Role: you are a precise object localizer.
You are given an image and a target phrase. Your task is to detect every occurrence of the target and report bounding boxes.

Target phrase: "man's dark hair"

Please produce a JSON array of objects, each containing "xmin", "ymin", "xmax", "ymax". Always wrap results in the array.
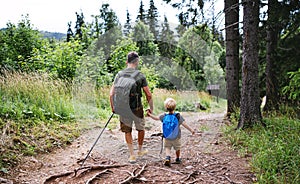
[{"xmin": 127, "ymin": 51, "xmax": 139, "ymax": 63}]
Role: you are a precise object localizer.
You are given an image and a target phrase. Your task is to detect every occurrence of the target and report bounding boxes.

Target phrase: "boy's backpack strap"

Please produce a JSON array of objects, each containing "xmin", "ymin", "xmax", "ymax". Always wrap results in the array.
[{"xmin": 175, "ymin": 112, "xmax": 180, "ymax": 121}]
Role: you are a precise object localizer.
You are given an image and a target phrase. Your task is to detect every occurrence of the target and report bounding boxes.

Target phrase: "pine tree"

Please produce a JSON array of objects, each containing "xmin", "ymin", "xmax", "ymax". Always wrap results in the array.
[
  {"xmin": 74, "ymin": 12, "xmax": 85, "ymax": 40},
  {"xmin": 66, "ymin": 22, "xmax": 73, "ymax": 42},
  {"xmin": 93, "ymin": 4, "xmax": 122, "ymax": 59},
  {"xmin": 131, "ymin": 21, "xmax": 156, "ymax": 56},
  {"xmin": 238, "ymin": 0, "xmax": 262, "ymax": 129},
  {"xmin": 99, "ymin": 3, "xmax": 119, "ymax": 32},
  {"xmin": 123, "ymin": 9, "xmax": 132, "ymax": 37},
  {"xmin": 163, "ymin": 0, "xmax": 204, "ymax": 28},
  {"xmin": 147, "ymin": 0, "xmax": 160, "ymax": 41},
  {"xmin": 136, "ymin": 0, "xmax": 147, "ymax": 23},
  {"xmin": 224, "ymin": 0, "xmax": 240, "ymax": 117},
  {"xmin": 264, "ymin": 0, "xmax": 279, "ymax": 111},
  {"xmin": 158, "ymin": 15, "xmax": 176, "ymax": 59}
]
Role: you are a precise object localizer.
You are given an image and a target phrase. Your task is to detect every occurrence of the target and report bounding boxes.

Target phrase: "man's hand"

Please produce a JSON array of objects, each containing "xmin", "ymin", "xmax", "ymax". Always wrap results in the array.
[{"xmin": 145, "ymin": 109, "xmax": 151, "ymax": 116}]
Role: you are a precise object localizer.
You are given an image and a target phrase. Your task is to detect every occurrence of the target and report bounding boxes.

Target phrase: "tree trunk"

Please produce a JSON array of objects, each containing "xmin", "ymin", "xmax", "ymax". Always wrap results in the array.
[
  {"xmin": 238, "ymin": 0, "xmax": 262, "ymax": 129},
  {"xmin": 264, "ymin": 0, "xmax": 279, "ymax": 112},
  {"xmin": 224, "ymin": 0, "xmax": 240, "ymax": 117}
]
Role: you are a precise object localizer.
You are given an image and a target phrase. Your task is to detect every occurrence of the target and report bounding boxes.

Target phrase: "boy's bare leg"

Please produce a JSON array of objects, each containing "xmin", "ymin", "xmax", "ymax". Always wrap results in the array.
[
  {"xmin": 176, "ymin": 150, "xmax": 180, "ymax": 158},
  {"xmin": 165, "ymin": 147, "xmax": 171, "ymax": 157}
]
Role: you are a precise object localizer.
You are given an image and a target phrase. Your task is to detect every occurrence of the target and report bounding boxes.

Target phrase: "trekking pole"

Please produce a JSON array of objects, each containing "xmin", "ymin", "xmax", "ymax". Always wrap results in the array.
[
  {"xmin": 80, "ymin": 113, "xmax": 114, "ymax": 167},
  {"xmin": 160, "ymin": 135, "xmax": 164, "ymax": 157}
]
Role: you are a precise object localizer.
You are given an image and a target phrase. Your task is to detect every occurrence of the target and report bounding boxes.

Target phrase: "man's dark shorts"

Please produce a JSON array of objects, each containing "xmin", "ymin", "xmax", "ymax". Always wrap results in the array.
[{"xmin": 120, "ymin": 107, "xmax": 145, "ymax": 133}]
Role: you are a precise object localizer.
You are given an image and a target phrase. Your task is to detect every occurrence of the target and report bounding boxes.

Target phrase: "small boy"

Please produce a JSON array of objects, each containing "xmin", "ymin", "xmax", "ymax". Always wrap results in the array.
[{"xmin": 147, "ymin": 98, "xmax": 195, "ymax": 166}]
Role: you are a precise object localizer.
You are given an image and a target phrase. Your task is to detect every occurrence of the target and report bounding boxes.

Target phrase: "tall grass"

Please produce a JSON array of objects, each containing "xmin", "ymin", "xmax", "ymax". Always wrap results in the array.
[
  {"xmin": 224, "ymin": 113, "xmax": 300, "ymax": 183},
  {"xmin": 0, "ymin": 72, "xmax": 74, "ymax": 121},
  {"xmin": 151, "ymin": 88, "xmax": 226, "ymax": 113},
  {"xmin": 0, "ymin": 72, "xmax": 80, "ymax": 169}
]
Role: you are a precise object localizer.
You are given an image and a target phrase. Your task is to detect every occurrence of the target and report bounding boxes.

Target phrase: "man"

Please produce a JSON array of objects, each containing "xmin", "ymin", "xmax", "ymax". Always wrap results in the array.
[{"xmin": 109, "ymin": 51, "xmax": 153, "ymax": 163}]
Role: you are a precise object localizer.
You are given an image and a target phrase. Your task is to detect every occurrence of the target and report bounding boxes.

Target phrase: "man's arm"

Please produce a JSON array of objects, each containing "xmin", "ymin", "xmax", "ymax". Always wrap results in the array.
[
  {"xmin": 143, "ymin": 86, "xmax": 153, "ymax": 113},
  {"xmin": 109, "ymin": 85, "xmax": 115, "ymax": 112}
]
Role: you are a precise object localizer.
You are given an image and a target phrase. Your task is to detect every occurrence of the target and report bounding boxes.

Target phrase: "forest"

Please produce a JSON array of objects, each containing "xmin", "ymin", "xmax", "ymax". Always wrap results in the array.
[{"xmin": 0, "ymin": 0, "xmax": 299, "ymax": 183}]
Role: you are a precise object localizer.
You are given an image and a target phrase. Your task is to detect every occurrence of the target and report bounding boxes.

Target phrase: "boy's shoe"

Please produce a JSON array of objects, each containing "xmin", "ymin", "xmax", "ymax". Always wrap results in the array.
[
  {"xmin": 137, "ymin": 149, "xmax": 148, "ymax": 157},
  {"xmin": 174, "ymin": 158, "xmax": 182, "ymax": 164},
  {"xmin": 164, "ymin": 156, "xmax": 171, "ymax": 166},
  {"xmin": 128, "ymin": 155, "xmax": 136, "ymax": 163}
]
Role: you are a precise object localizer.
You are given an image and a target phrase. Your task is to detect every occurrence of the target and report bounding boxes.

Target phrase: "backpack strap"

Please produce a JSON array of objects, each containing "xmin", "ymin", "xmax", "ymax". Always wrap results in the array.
[
  {"xmin": 117, "ymin": 70, "xmax": 140, "ymax": 83},
  {"xmin": 166, "ymin": 112, "xmax": 180, "ymax": 120},
  {"xmin": 174, "ymin": 112, "xmax": 180, "ymax": 121},
  {"xmin": 130, "ymin": 70, "xmax": 140, "ymax": 79}
]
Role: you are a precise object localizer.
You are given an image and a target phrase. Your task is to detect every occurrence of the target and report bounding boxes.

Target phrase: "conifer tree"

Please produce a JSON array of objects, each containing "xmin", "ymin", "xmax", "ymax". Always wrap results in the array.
[
  {"xmin": 99, "ymin": 3, "xmax": 119, "ymax": 32},
  {"xmin": 136, "ymin": 0, "xmax": 147, "ymax": 23},
  {"xmin": 158, "ymin": 15, "xmax": 176, "ymax": 59},
  {"xmin": 67, "ymin": 22, "xmax": 74, "ymax": 42},
  {"xmin": 93, "ymin": 4, "xmax": 122, "ymax": 61},
  {"xmin": 224, "ymin": 0, "xmax": 240, "ymax": 116},
  {"xmin": 123, "ymin": 9, "xmax": 132, "ymax": 37},
  {"xmin": 147, "ymin": 0, "xmax": 160, "ymax": 41},
  {"xmin": 131, "ymin": 21, "xmax": 157, "ymax": 57},
  {"xmin": 238, "ymin": 0, "xmax": 262, "ymax": 129},
  {"xmin": 74, "ymin": 12, "xmax": 85, "ymax": 40}
]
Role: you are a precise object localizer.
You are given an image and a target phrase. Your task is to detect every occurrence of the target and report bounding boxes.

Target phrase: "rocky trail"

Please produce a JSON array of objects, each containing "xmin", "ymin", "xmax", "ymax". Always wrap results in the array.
[{"xmin": 4, "ymin": 112, "xmax": 255, "ymax": 183}]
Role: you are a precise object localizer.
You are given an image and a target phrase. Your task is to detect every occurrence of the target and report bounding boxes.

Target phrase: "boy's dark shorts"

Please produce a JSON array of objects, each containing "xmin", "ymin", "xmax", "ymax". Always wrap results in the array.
[{"xmin": 120, "ymin": 107, "xmax": 145, "ymax": 133}]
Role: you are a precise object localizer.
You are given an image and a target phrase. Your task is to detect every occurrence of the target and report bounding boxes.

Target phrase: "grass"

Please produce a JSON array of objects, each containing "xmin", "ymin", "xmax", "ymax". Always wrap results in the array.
[
  {"xmin": 0, "ymin": 72, "xmax": 220, "ymax": 170},
  {"xmin": 0, "ymin": 72, "xmax": 74, "ymax": 121},
  {"xmin": 150, "ymin": 88, "xmax": 222, "ymax": 113},
  {"xmin": 0, "ymin": 72, "xmax": 81, "ymax": 169},
  {"xmin": 4, "ymin": 71, "xmax": 298, "ymax": 184},
  {"xmin": 224, "ymin": 111, "xmax": 300, "ymax": 184}
]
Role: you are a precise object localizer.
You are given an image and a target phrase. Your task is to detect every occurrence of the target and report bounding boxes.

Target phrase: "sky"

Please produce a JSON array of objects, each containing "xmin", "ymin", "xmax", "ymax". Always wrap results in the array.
[{"xmin": 0, "ymin": 0, "xmax": 224, "ymax": 33}]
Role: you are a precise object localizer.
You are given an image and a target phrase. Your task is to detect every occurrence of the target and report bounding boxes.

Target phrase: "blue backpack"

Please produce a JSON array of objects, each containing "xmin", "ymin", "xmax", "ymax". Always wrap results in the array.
[{"xmin": 162, "ymin": 113, "xmax": 180, "ymax": 140}]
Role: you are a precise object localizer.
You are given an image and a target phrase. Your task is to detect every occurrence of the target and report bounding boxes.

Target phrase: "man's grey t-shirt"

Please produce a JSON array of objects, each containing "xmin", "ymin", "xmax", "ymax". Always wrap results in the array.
[{"xmin": 113, "ymin": 68, "xmax": 148, "ymax": 109}]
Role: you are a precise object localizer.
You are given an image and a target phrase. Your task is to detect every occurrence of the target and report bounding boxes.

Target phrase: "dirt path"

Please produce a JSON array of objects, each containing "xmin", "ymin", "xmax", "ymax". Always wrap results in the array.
[{"xmin": 7, "ymin": 112, "xmax": 255, "ymax": 183}]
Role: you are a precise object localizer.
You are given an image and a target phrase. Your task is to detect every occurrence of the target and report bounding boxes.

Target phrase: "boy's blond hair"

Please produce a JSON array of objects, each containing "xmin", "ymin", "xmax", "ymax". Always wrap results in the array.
[{"xmin": 164, "ymin": 98, "xmax": 176, "ymax": 111}]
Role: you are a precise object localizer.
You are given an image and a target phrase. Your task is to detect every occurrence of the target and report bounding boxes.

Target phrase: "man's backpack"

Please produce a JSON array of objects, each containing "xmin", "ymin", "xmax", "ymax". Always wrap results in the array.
[
  {"xmin": 113, "ymin": 70, "xmax": 140, "ymax": 117},
  {"xmin": 162, "ymin": 113, "xmax": 180, "ymax": 140}
]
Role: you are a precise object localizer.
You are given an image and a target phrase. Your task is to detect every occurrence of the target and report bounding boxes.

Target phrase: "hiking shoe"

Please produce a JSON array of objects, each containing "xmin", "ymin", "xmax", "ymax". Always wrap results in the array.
[
  {"xmin": 174, "ymin": 158, "xmax": 182, "ymax": 164},
  {"xmin": 164, "ymin": 156, "xmax": 171, "ymax": 166},
  {"xmin": 128, "ymin": 155, "xmax": 136, "ymax": 163},
  {"xmin": 137, "ymin": 149, "xmax": 148, "ymax": 157}
]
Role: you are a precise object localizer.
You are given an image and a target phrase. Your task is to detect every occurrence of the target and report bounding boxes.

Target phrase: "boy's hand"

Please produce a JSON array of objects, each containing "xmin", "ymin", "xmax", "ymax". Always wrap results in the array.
[{"xmin": 145, "ymin": 109, "xmax": 151, "ymax": 116}]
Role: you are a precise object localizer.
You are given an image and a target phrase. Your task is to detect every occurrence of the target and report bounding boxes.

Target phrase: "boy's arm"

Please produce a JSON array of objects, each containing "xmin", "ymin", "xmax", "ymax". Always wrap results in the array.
[
  {"xmin": 146, "ymin": 110, "xmax": 160, "ymax": 121},
  {"xmin": 149, "ymin": 114, "xmax": 160, "ymax": 121},
  {"xmin": 182, "ymin": 121, "xmax": 195, "ymax": 135}
]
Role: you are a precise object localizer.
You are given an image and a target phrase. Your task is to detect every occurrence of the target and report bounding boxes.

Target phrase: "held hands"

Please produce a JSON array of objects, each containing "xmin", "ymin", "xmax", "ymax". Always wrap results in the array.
[{"xmin": 145, "ymin": 109, "xmax": 152, "ymax": 117}]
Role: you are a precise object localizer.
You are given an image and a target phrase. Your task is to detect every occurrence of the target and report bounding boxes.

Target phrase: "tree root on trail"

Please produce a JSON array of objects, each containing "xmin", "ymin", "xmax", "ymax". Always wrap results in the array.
[
  {"xmin": 119, "ymin": 163, "xmax": 147, "ymax": 184},
  {"xmin": 150, "ymin": 166, "xmax": 185, "ymax": 175},
  {"xmin": 74, "ymin": 164, "xmax": 127, "ymax": 177},
  {"xmin": 43, "ymin": 164, "xmax": 127, "ymax": 183},
  {"xmin": 85, "ymin": 169, "xmax": 112, "ymax": 184},
  {"xmin": 180, "ymin": 170, "xmax": 199, "ymax": 182},
  {"xmin": 43, "ymin": 171, "xmax": 74, "ymax": 183},
  {"xmin": 0, "ymin": 177, "xmax": 13, "ymax": 184}
]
